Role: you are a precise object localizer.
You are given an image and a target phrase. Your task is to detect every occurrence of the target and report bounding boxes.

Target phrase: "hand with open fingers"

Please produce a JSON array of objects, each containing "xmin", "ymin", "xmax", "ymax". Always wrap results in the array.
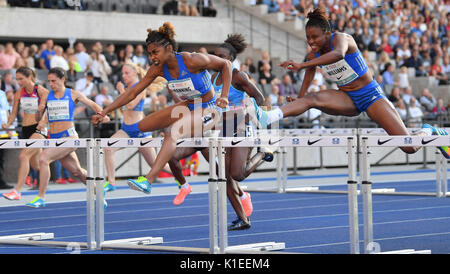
[{"xmin": 279, "ymin": 60, "xmax": 302, "ymax": 72}]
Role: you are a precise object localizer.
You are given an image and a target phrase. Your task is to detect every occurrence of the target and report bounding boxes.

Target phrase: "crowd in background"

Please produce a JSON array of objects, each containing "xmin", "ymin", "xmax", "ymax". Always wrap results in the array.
[{"xmin": 4, "ymin": 0, "xmax": 218, "ymax": 17}]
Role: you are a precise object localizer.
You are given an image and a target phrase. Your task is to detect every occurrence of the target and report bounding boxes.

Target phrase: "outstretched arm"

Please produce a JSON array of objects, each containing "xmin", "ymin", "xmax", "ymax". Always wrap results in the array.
[
  {"xmin": 280, "ymin": 32, "xmax": 348, "ymax": 72},
  {"xmin": 73, "ymin": 89, "xmax": 110, "ymax": 123},
  {"xmin": 92, "ymin": 66, "xmax": 162, "ymax": 124}
]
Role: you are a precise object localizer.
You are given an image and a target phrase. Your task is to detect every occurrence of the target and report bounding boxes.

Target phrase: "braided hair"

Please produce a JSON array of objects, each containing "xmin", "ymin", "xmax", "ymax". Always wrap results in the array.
[
  {"xmin": 219, "ymin": 34, "xmax": 247, "ymax": 61},
  {"xmin": 305, "ymin": 7, "xmax": 331, "ymax": 33},
  {"xmin": 146, "ymin": 22, "xmax": 178, "ymax": 51}
]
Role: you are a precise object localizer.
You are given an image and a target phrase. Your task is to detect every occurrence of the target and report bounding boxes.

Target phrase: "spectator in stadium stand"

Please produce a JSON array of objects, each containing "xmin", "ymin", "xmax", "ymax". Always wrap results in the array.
[
  {"xmin": 0, "ymin": 42, "xmax": 20, "ymax": 70},
  {"xmin": 0, "ymin": 71, "xmax": 17, "ymax": 94},
  {"xmin": 103, "ymin": 43, "xmax": 120, "ymax": 84},
  {"xmin": 178, "ymin": 0, "xmax": 199, "ymax": 16},
  {"xmin": 278, "ymin": 73, "xmax": 296, "ymax": 97},
  {"xmin": 162, "ymin": 0, "xmax": 179, "ymax": 15},
  {"xmin": 433, "ymin": 98, "xmax": 448, "ymax": 116},
  {"xmin": 257, "ymin": 50, "xmax": 272, "ymax": 75},
  {"xmin": 74, "ymin": 41, "xmax": 91, "ymax": 73},
  {"xmin": 387, "ymin": 86, "xmax": 402, "ymax": 106},
  {"xmin": 258, "ymin": 62, "xmax": 276, "ymax": 85},
  {"xmin": 39, "ymin": 39, "xmax": 55, "ymax": 70},
  {"xmin": 50, "ymin": 45, "xmax": 69, "ymax": 71},
  {"xmin": 75, "ymin": 71, "xmax": 96, "ymax": 99},
  {"xmin": 263, "ymin": 0, "xmax": 279, "ymax": 13},
  {"xmin": 131, "ymin": 44, "xmax": 149, "ymax": 69},
  {"xmin": 430, "ymin": 57, "xmax": 449, "ymax": 85},
  {"xmin": 88, "ymin": 44, "xmax": 112, "ymax": 89},
  {"xmin": 404, "ymin": 49, "xmax": 426, "ymax": 77},
  {"xmin": 196, "ymin": 0, "xmax": 216, "ymax": 17},
  {"xmin": 95, "ymin": 84, "xmax": 113, "ymax": 109},
  {"xmin": 419, "ymin": 88, "xmax": 437, "ymax": 114}
]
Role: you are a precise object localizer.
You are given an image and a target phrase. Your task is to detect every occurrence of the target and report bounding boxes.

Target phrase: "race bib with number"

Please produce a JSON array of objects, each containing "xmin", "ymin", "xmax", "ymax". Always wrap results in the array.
[
  {"xmin": 167, "ymin": 78, "xmax": 202, "ymax": 100},
  {"xmin": 20, "ymin": 97, "xmax": 39, "ymax": 114},
  {"xmin": 322, "ymin": 59, "xmax": 358, "ymax": 86},
  {"xmin": 47, "ymin": 100, "xmax": 70, "ymax": 121}
]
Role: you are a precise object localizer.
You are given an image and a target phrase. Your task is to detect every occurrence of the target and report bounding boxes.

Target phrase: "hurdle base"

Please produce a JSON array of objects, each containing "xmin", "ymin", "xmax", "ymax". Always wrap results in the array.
[
  {"xmin": 374, "ymin": 249, "xmax": 431, "ymax": 254},
  {"xmin": 102, "ymin": 236, "xmax": 163, "ymax": 246},
  {"xmin": 285, "ymin": 187, "xmax": 444, "ymax": 197},
  {"xmin": 225, "ymin": 242, "xmax": 286, "ymax": 253},
  {"xmin": 0, "ymin": 232, "xmax": 54, "ymax": 241}
]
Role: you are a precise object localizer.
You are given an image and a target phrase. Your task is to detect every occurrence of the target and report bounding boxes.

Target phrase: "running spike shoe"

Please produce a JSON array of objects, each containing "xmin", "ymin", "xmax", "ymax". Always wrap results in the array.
[{"xmin": 127, "ymin": 176, "xmax": 152, "ymax": 194}]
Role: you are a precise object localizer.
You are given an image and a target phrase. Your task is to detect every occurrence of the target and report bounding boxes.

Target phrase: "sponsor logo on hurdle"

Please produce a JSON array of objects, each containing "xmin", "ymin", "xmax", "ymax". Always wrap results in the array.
[
  {"xmin": 56, "ymin": 141, "xmax": 67, "ymax": 147},
  {"xmin": 377, "ymin": 138, "xmax": 392, "ymax": 145},
  {"xmin": 140, "ymin": 139, "xmax": 152, "ymax": 146},
  {"xmin": 107, "ymin": 140, "xmax": 120, "ymax": 146},
  {"xmin": 307, "ymin": 138, "xmax": 322, "ymax": 145},
  {"xmin": 177, "ymin": 140, "xmax": 185, "ymax": 145},
  {"xmin": 421, "ymin": 137, "xmax": 438, "ymax": 145},
  {"xmin": 231, "ymin": 139, "xmax": 244, "ymax": 146},
  {"xmin": 26, "ymin": 141, "xmax": 36, "ymax": 147},
  {"xmin": 268, "ymin": 138, "xmax": 282, "ymax": 145}
]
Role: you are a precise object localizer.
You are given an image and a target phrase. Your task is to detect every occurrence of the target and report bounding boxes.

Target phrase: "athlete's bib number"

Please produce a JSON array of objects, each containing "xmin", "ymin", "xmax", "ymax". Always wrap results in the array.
[
  {"xmin": 47, "ymin": 100, "xmax": 70, "ymax": 120},
  {"xmin": 21, "ymin": 97, "xmax": 39, "ymax": 114},
  {"xmin": 322, "ymin": 59, "xmax": 358, "ymax": 86},
  {"xmin": 167, "ymin": 78, "xmax": 202, "ymax": 100}
]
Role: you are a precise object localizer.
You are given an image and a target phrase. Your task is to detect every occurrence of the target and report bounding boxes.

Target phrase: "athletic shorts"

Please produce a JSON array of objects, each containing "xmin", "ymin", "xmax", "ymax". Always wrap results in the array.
[
  {"xmin": 345, "ymin": 80, "xmax": 386, "ymax": 112},
  {"xmin": 121, "ymin": 121, "xmax": 151, "ymax": 138},
  {"xmin": 22, "ymin": 124, "xmax": 48, "ymax": 139},
  {"xmin": 49, "ymin": 126, "xmax": 77, "ymax": 139},
  {"xmin": 187, "ymin": 95, "xmax": 220, "ymax": 112},
  {"xmin": 187, "ymin": 96, "xmax": 222, "ymax": 128}
]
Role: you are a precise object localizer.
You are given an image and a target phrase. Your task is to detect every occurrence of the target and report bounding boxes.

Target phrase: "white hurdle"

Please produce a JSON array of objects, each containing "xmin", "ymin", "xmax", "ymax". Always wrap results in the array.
[
  {"xmin": 215, "ymin": 135, "xmax": 359, "ymax": 254},
  {"xmin": 247, "ymin": 128, "xmax": 357, "ymax": 194},
  {"xmin": 0, "ymin": 138, "xmax": 89, "ymax": 249},
  {"xmin": 359, "ymin": 128, "xmax": 450, "ymax": 197},
  {"xmin": 92, "ymin": 135, "xmax": 358, "ymax": 254},
  {"xmin": 359, "ymin": 135, "xmax": 449, "ymax": 254}
]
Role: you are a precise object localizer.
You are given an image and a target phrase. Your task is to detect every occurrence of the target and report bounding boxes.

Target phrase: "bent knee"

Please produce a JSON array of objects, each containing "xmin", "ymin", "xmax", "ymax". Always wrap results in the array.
[{"xmin": 231, "ymin": 169, "xmax": 246, "ymax": 182}]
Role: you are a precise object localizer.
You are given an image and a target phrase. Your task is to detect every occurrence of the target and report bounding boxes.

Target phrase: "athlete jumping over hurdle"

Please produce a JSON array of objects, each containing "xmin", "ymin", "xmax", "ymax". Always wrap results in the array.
[
  {"xmin": 247, "ymin": 7, "xmax": 449, "ymax": 159},
  {"xmin": 92, "ymin": 22, "xmax": 232, "ymax": 194},
  {"xmin": 167, "ymin": 34, "xmax": 271, "ymax": 230}
]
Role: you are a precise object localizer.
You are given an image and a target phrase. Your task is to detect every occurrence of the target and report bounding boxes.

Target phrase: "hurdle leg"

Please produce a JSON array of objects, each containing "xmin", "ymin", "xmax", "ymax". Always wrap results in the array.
[
  {"xmin": 217, "ymin": 138, "xmax": 228, "ymax": 254},
  {"xmin": 95, "ymin": 139, "xmax": 105, "ymax": 249},
  {"xmin": 276, "ymin": 148, "xmax": 282, "ymax": 193},
  {"xmin": 347, "ymin": 137, "xmax": 360, "ymax": 254},
  {"xmin": 208, "ymin": 138, "xmax": 219, "ymax": 254},
  {"xmin": 86, "ymin": 139, "xmax": 96, "ymax": 250},
  {"xmin": 282, "ymin": 146, "xmax": 288, "ymax": 193},
  {"xmin": 436, "ymin": 150, "xmax": 442, "ymax": 197},
  {"xmin": 443, "ymin": 155, "xmax": 448, "ymax": 196},
  {"xmin": 360, "ymin": 137, "xmax": 373, "ymax": 254}
]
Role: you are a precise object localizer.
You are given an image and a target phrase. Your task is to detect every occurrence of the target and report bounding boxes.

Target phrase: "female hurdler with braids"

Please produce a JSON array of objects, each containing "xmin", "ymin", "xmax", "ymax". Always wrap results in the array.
[
  {"xmin": 92, "ymin": 22, "xmax": 232, "ymax": 193},
  {"xmin": 249, "ymin": 7, "xmax": 449, "ymax": 158},
  {"xmin": 168, "ymin": 34, "xmax": 267, "ymax": 230}
]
